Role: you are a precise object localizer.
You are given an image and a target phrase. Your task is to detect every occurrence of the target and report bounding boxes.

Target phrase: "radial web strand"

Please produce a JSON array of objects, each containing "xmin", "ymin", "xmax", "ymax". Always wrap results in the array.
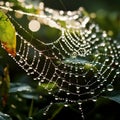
[{"xmin": 0, "ymin": 5, "xmax": 120, "ymax": 120}]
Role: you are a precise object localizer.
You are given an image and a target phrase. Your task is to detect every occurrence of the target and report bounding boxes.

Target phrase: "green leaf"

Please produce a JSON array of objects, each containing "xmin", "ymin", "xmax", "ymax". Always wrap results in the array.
[
  {"xmin": 88, "ymin": 97, "xmax": 120, "ymax": 120},
  {"xmin": 106, "ymin": 95, "xmax": 120, "ymax": 104},
  {"xmin": 9, "ymin": 83, "xmax": 33, "ymax": 93},
  {"xmin": 103, "ymin": 91, "xmax": 120, "ymax": 104},
  {"xmin": 48, "ymin": 103, "xmax": 64, "ymax": 120},
  {"xmin": 0, "ymin": 66, "xmax": 10, "ymax": 106},
  {"xmin": 28, "ymin": 99, "xmax": 34, "ymax": 118},
  {"xmin": 0, "ymin": 112, "xmax": 12, "ymax": 120},
  {"xmin": 84, "ymin": 63, "xmax": 97, "ymax": 72},
  {"xmin": 0, "ymin": 10, "xmax": 16, "ymax": 57},
  {"xmin": 41, "ymin": 82, "xmax": 57, "ymax": 90}
]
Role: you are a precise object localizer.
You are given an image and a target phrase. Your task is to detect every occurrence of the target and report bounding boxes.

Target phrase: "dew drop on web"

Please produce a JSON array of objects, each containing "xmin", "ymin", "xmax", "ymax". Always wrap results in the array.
[{"xmin": 107, "ymin": 84, "xmax": 114, "ymax": 91}]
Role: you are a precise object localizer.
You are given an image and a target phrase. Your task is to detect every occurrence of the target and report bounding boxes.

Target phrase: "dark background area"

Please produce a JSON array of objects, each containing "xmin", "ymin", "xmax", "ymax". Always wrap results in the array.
[{"xmin": 43, "ymin": 0, "xmax": 120, "ymax": 11}]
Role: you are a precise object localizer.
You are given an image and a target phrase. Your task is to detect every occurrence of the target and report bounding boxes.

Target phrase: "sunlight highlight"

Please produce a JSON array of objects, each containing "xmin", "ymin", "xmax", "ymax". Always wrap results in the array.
[{"xmin": 28, "ymin": 20, "xmax": 40, "ymax": 32}]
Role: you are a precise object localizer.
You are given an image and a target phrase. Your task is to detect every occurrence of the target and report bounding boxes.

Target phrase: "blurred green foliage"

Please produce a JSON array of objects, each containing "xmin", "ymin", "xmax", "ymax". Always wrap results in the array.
[{"xmin": 0, "ymin": 0, "xmax": 120, "ymax": 120}]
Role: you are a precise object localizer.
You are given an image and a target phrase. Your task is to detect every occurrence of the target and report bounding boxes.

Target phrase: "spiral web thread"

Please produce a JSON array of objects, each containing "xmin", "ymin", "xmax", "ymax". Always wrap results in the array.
[{"xmin": 0, "ymin": 5, "xmax": 120, "ymax": 119}]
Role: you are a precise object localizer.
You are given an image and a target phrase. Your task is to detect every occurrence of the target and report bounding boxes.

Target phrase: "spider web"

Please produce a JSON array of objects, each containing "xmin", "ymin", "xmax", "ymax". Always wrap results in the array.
[{"xmin": 0, "ymin": 4, "xmax": 120, "ymax": 119}]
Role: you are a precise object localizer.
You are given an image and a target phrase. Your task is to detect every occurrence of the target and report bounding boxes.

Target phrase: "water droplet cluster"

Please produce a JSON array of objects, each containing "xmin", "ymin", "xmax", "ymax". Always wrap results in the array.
[{"xmin": 0, "ymin": 4, "xmax": 119, "ymax": 120}]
